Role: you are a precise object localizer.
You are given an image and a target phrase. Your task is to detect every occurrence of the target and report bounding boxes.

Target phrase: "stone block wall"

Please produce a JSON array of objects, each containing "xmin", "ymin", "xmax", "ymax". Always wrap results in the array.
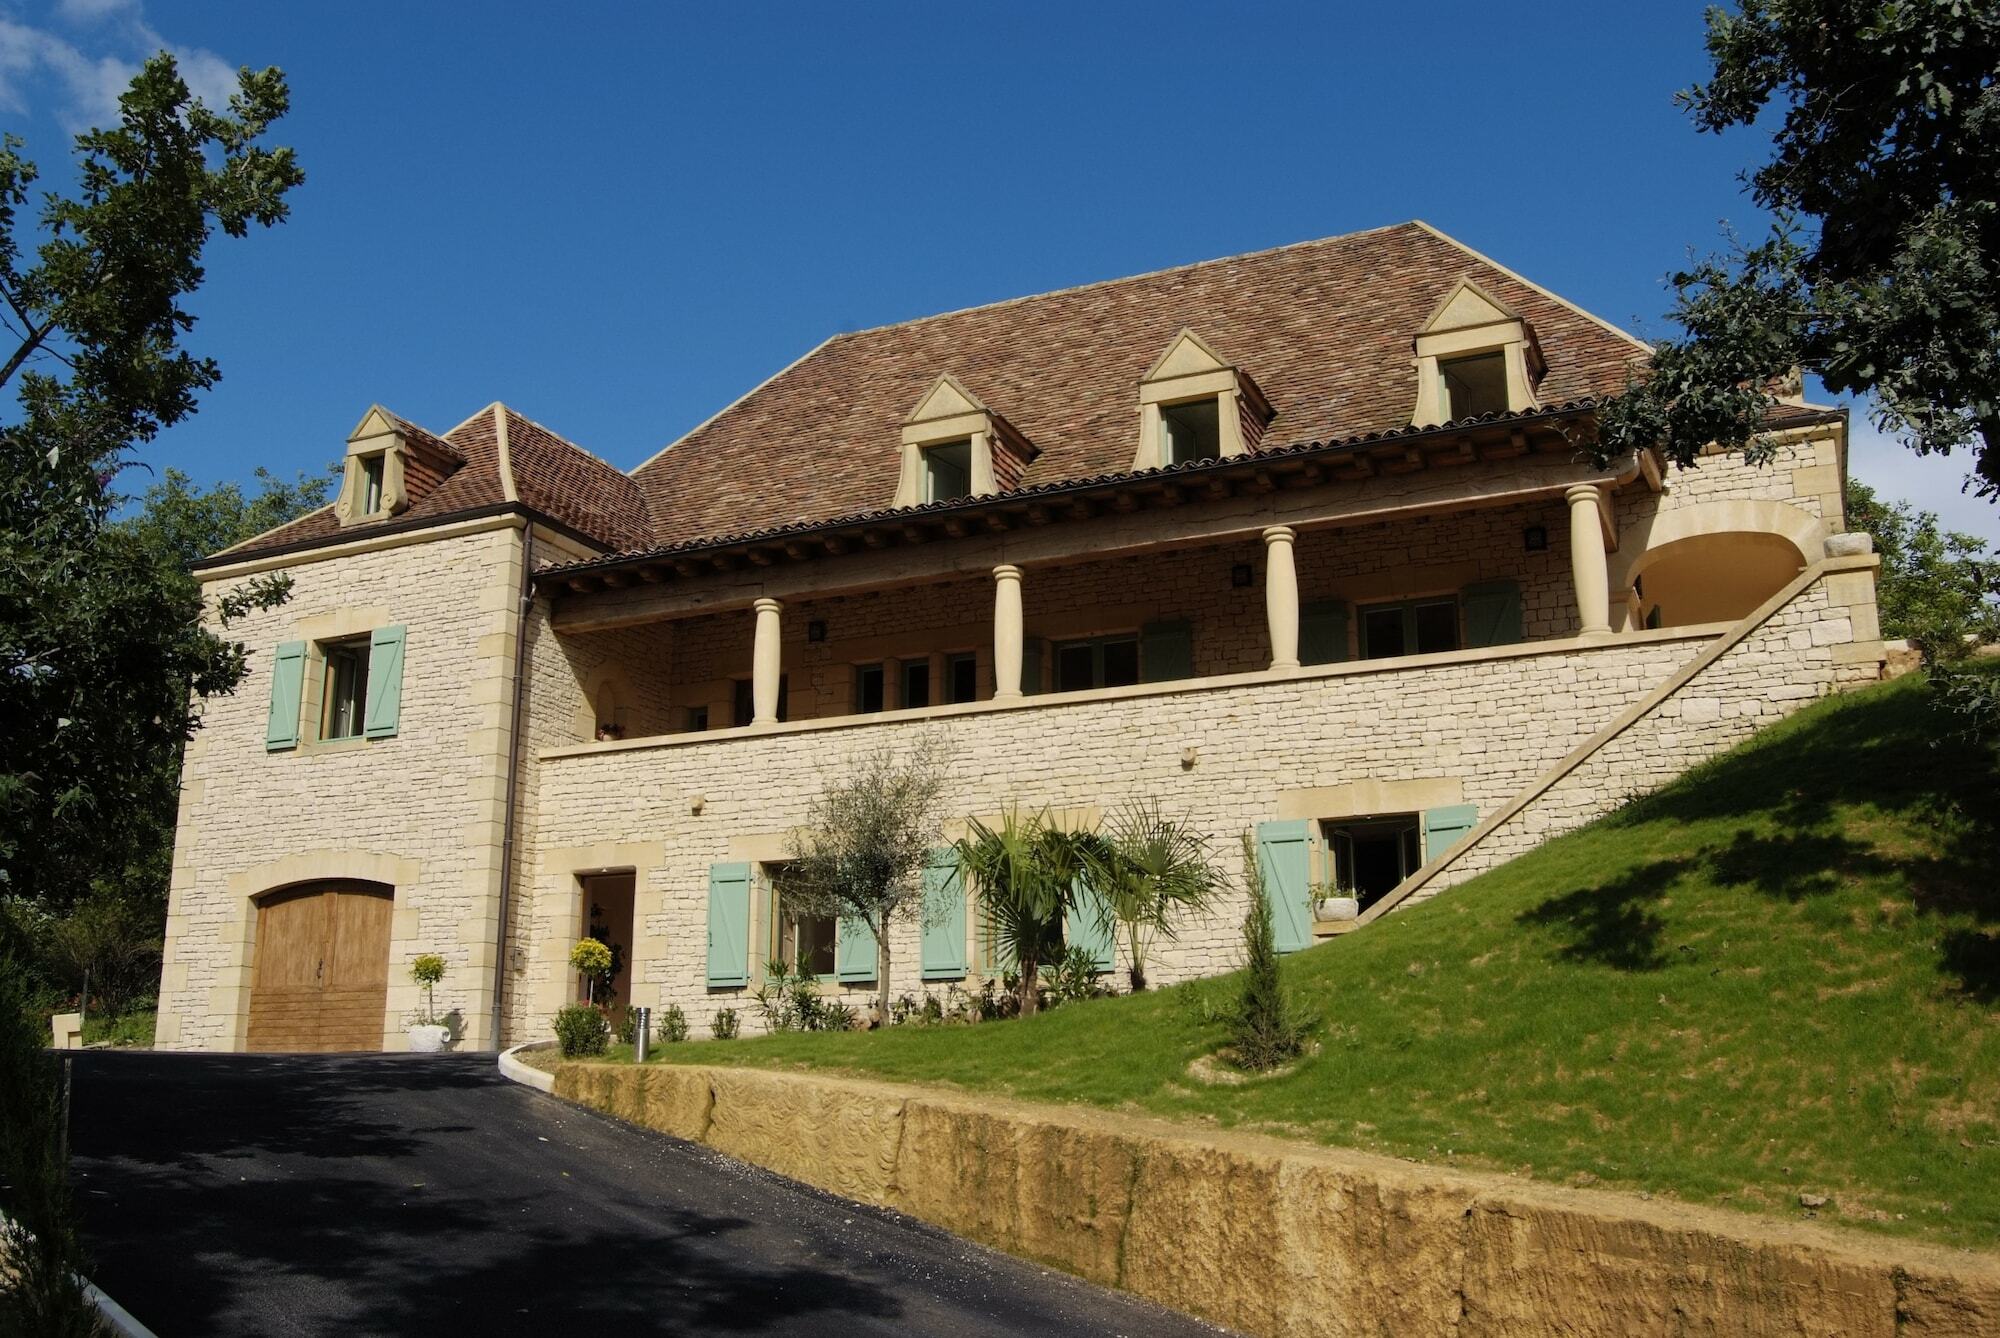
[{"xmin": 156, "ymin": 522, "xmax": 526, "ymax": 1051}]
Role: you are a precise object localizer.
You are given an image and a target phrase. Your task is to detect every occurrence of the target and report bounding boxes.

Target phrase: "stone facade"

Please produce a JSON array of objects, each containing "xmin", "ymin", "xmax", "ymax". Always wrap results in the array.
[{"xmin": 160, "ymin": 417, "xmax": 1884, "ymax": 1052}]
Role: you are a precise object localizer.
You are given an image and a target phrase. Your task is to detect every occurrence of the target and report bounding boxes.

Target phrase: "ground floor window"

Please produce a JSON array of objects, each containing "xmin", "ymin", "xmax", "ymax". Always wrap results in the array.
[
  {"xmin": 1053, "ymin": 634, "xmax": 1139, "ymax": 692},
  {"xmin": 1320, "ymin": 815, "xmax": 1422, "ymax": 912},
  {"xmin": 1358, "ymin": 597, "xmax": 1459, "ymax": 659},
  {"xmin": 769, "ymin": 866, "xmax": 836, "ymax": 979}
]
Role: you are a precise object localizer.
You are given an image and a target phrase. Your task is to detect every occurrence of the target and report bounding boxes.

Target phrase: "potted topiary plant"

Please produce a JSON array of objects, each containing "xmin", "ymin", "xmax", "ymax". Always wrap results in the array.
[{"xmin": 407, "ymin": 953, "xmax": 450, "ymax": 1052}]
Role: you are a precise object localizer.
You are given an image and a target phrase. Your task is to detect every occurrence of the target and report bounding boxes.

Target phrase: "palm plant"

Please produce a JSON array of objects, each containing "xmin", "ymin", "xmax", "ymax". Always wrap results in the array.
[
  {"xmin": 955, "ymin": 809, "xmax": 1089, "ymax": 1017},
  {"xmin": 1084, "ymin": 801, "xmax": 1218, "ymax": 992}
]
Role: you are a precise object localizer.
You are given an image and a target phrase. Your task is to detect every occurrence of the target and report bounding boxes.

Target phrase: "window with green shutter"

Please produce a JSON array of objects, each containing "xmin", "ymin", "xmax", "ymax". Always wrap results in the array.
[
  {"xmin": 835, "ymin": 915, "xmax": 877, "ymax": 983},
  {"xmin": 363, "ymin": 624, "xmax": 406, "ymax": 738},
  {"xmin": 1065, "ymin": 879, "xmax": 1115, "ymax": 973},
  {"xmin": 920, "ymin": 848, "xmax": 967, "ymax": 980},
  {"xmin": 1139, "ymin": 618, "xmax": 1194, "ymax": 682},
  {"xmin": 1255, "ymin": 820, "xmax": 1313, "ymax": 953},
  {"xmin": 706, "ymin": 862, "xmax": 751, "ymax": 987},
  {"xmin": 1422, "ymin": 805, "xmax": 1479, "ymax": 863},
  {"xmin": 265, "ymin": 641, "xmax": 306, "ymax": 751},
  {"xmin": 1299, "ymin": 600, "xmax": 1349, "ymax": 665},
  {"xmin": 1461, "ymin": 580, "xmax": 1523, "ymax": 648}
]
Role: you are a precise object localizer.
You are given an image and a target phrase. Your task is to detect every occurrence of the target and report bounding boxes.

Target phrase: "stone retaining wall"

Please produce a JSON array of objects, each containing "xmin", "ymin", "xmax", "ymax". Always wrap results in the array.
[{"xmin": 552, "ymin": 1062, "xmax": 2000, "ymax": 1338}]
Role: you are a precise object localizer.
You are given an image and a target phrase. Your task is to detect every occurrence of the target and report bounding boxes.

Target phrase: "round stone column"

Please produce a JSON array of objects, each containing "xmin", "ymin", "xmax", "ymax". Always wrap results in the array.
[
  {"xmin": 992, "ymin": 565, "xmax": 1024, "ymax": 700},
  {"xmin": 1566, "ymin": 485, "xmax": 1613, "ymax": 639},
  {"xmin": 1262, "ymin": 526, "xmax": 1300, "ymax": 670},
  {"xmin": 751, "ymin": 597, "xmax": 783, "ymax": 724}
]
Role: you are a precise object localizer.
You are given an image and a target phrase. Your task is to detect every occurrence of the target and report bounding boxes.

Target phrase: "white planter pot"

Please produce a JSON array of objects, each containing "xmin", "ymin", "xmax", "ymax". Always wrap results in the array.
[
  {"xmin": 1314, "ymin": 897, "xmax": 1359, "ymax": 923},
  {"xmin": 407, "ymin": 1023, "xmax": 451, "ymax": 1053}
]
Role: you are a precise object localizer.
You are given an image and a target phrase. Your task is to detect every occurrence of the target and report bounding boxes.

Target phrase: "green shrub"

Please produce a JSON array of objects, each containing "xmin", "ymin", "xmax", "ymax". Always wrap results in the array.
[
  {"xmin": 1045, "ymin": 945, "xmax": 1112, "ymax": 1005},
  {"xmin": 710, "ymin": 1007, "xmax": 740, "ymax": 1040},
  {"xmin": 1230, "ymin": 834, "xmax": 1307, "ymax": 1071},
  {"xmin": 551, "ymin": 1003, "xmax": 609, "ymax": 1058},
  {"xmin": 657, "ymin": 1004, "xmax": 689, "ymax": 1044},
  {"xmin": 409, "ymin": 953, "xmax": 445, "ymax": 1026}
]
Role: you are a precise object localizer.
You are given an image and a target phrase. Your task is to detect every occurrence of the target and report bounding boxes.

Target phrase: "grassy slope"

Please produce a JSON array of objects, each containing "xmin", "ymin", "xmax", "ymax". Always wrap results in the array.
[{"xmin": 658, "ymin": 674, "xmax": 2000, "ymax": 1248}]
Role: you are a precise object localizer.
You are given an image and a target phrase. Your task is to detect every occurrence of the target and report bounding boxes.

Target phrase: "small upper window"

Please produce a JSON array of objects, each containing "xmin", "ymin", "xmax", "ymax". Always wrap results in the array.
[
  {"xmin": 854, "ymin": 663, "xmax": 886, "ymax": 714},
  {"xmin": 1160, "ymin": 398, "xmax": 1222, "ymax": 465},
  {"xmin": 900, "ymin": 660, "xmax": 930, "ymax": 709},
  {"xmin": 1359, "ymin": 598, "xmax": 1459, "ymax": 659},
  {"xmin": 944, "ymin": 652, "xmax": 978, "ymax": 704},
  {"xmin": 1438, "ymin": 353, "xmax": 1509, "ymax": 421},
  {"xmin": 321, "ymin": 638, "xmax": 371, "ymax": 740},
  {"xmin": 360, "ymin": 453, "xmax": 386, "ymax": 515},
  {"xmin": 1053, "ymin": 635, "xmax": 1140, "ymax": 692},
  {"xmin": 923, "ymin": 439, "xmax": 973, "ymax": 503}
]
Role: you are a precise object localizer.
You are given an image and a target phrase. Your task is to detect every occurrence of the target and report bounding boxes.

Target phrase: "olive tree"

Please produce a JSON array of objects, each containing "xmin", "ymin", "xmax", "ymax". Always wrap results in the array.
[{"xmin": 784, "ymin": 735, "xmax": 948, "ymax": 1023}]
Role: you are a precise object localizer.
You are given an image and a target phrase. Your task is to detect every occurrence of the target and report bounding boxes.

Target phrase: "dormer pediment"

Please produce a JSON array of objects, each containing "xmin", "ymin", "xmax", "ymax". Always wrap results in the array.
[
  {"xmin": 904, "ymin": 372, "xmax": 986, "ymax": 427},
  {"xmin": 346, "ymin": 404, "xmax": 405, "ymax": 447},
  {"xmin": 1420, "ymin": 278, "xmax": 1522, "ymax": 335},
  {"xmin": 1145, "ymin": 328, "xmax": 1233, "ymax": 382}
]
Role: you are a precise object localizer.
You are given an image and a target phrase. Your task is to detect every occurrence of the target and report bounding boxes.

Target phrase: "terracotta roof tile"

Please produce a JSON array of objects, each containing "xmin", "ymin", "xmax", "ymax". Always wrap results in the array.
[{"xmin": 630, "ymin": 221, "xmax": 1649, "ymax": 547}]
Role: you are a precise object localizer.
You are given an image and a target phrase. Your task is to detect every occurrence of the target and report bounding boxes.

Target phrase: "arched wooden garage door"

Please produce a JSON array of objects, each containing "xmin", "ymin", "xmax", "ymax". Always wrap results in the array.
[{"xmin": 246, "ymin": 882, "xmax": 393, "ymax": 1052}]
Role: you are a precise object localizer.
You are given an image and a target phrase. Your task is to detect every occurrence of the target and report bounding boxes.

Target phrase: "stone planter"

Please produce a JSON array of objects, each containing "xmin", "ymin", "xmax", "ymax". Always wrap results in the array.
[
  {"xmin": 407, "ymin": 1023, "xmax": 451, "ymax": 1053},
  {"xmin": 1314, "ymin": 896, "xmax": 1359, "ymax": 923}
]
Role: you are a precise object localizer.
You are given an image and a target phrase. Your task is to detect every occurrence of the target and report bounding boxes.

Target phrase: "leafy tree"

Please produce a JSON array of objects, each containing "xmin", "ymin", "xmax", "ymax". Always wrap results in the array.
[
  {"xmin": 1083, "ymin": 800, "xmax": 1218, "ymax": 993},
  {"xmin": 0, "ymin": 55, "xmax": 304, "ymax": 915},
  {"xmin": 953, "ymin": 809, "xmax": 1092, "ymax": 1018},
  {"xmin": 1599, "ymin": 2, "xmax": 2000, "ymax": 501},
  {"xmin": 785, "ymin": 738, "xmax": 948, "ymax": 1023},
  {"xmin": 1230, "ymin": 835, "xmax": 1306, "ymax": 1072},
  {"xmin": 1845, "ymin": 479, "xmax": 1999, "ymax": 647},
  {"xmin": 0, "ymin": 959, "xmax": 102, "ymax": 1336}
]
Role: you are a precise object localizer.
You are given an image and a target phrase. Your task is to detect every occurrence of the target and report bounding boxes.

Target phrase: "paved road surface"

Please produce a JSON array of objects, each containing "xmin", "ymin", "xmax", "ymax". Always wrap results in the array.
[{"xmin": 67, "ymin": 1052, "xmax": 1226, "ymax": 1337}]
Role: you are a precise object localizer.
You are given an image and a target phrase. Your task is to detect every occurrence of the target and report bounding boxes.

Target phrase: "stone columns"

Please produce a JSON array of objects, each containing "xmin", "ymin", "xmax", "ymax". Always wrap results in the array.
[
  {"xmin": 1262, "ymin": 526, "xmax": 1300, "ymax": 670},
  {"xmin": 992, "ymin": 564, "xmax": 1024, "ymax": 700},
  {"xmin": 1566, "ymin": 485, "xmax": 1612, "ymax": 639},
  {"xmin": 751, "ymin": 597, "xmax": 783, "ymax": 724}
]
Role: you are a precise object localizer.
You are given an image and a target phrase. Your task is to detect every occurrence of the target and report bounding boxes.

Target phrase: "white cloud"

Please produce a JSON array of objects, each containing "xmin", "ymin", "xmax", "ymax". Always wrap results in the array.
[
  {"xmin": 0, "ymin": 3, "xmax": 237, "ymax": 129},
  {"xmin": 1844, "ymin": 413, "xmax": 2000, "ymax": 548}
]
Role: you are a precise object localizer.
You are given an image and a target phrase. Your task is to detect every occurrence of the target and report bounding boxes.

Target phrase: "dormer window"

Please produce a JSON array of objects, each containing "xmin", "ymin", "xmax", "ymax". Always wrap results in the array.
[
  {"xmin": 1438, "ymin": 351, "xmax": 1509, "ymax": 420},
  {"xmin": 1160, "ymin": 397, "xmax": 1221, "ymax": 465},
  {"xmin": 359, "ymin": 453, "xmax": 387, "ymax": 515},
  {"xmin": 923, "ymin": 438, "xmax": 974, "ymax": 502},
  {"xmin": 1412, "ymin": 279, "xmax": 1544, "ymax": 426},
  {"xmin": 1133, "ymin": 329, "xmax": 1272, "ymax": 472},
  {"xmin": 894, "ymin": 374, "xmax": 1036, "ymax": 508}
]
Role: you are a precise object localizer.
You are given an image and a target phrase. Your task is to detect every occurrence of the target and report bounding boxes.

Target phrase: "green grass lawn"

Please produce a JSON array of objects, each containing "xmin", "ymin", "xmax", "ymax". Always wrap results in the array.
[
  {"xmin": 80, "ymin": 1008, "xmax": 155, "ymax": 1047},
  {"xmin": 647, "ymin": 674, "xmax": 2000, "ymax": 1248}
]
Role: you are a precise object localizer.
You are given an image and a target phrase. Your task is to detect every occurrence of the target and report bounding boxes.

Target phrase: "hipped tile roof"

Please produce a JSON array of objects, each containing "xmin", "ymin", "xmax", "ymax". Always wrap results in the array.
[{"xmin": 204, "ymin": 221, "xmax": 1676, "ymax": 569}]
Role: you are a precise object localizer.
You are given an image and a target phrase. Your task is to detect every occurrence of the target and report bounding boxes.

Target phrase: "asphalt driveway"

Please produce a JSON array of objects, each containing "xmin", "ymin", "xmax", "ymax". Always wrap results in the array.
[{"xmin": 66, "ymin": 1051, "xmax": 1225, "ymax": 1337}]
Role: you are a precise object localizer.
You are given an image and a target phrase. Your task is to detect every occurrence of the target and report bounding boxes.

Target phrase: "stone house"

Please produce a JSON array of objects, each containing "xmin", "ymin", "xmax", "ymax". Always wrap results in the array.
[{"xmin": 154, "ymin": 221, "xmax": 1885, "ymax": 1052}]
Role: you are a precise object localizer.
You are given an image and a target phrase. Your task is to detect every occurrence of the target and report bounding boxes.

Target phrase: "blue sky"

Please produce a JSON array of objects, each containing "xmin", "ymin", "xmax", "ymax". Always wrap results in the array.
[{"xmin": 3, "ymin": 0, "xmax": 1995, "ymax": 543}]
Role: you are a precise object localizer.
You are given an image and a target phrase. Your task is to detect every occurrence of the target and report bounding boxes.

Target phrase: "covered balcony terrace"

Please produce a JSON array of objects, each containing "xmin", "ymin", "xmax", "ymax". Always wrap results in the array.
[{"xmin": 535, "ymin": 404, "xmax": 1816, "ymax": 749}]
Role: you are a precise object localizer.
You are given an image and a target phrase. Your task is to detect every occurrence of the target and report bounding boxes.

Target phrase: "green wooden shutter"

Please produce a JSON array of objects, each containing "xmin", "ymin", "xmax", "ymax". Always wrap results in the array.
[
  {"xmin": 920, "ymin": 848, "xmax": 967, "ymax": 980},
  {"xmin": 1299, "ymin": 600, "xmax": 1349, "ymax": 665},
  {"xmin": 1255, "ymin": 819, "xmax": 1313, "ymax": 954},
  {"xmin": 1021, "ymin": 637, "xmax": 1045, "ymax": 694},
  {"xmin": 706, "ymin": 862, "xmax": 751, "ymax": 987},
  {"xmin": 363, "ymin": 624, "xmax": 406, "ymax": 739},
  {"xmin": 1423, "ymin": 805, "xmax": 1479, "ymax": 863},
  {"xmin": 1462, "ymin": 580, "xmax": 1523, "ymax": 648},
  {"xmin": 1065, "ymin": 878, "xmax": 1115, "ymax": 972},
  {"xmin": 265, "ymin": 641, "xmax": 307, "ymax": 752},
  {"xmin": 1139, "ymin": 618, "xmax": 1194, "ymax": 682},
  {"xmin": 836, "ymin": 915, "xmax": 878, "ymax": 982}
]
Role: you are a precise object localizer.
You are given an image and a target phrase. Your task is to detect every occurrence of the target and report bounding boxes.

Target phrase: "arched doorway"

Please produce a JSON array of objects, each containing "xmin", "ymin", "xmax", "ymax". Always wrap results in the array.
[
  {"xmin": 1631, "ymin": 530, "xmax": 1807, "ymax": 628},
  {"xmin": 246, "ymin": 881, "xmax": 394, "ymax": 1052}
]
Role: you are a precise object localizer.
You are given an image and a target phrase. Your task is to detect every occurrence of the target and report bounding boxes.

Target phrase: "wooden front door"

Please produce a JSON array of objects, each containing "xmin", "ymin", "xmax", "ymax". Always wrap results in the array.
[{"xmin": 246, "ymin": 882, "xmax": 393, "ymax": 1052}]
